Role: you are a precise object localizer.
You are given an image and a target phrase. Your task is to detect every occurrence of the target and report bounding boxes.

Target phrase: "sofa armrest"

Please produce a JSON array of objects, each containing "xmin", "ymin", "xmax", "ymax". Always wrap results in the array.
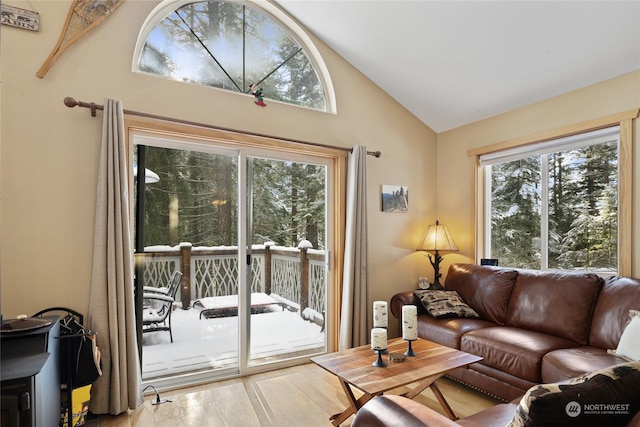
[
  {"xmin": 456, "ymin": 403, "xmax": 517, "ymax": 427},
  {"xmin": 353, "ymin": 395, "xmax": 520, "ymax": 427},
  {"xmin": 352, "ymin": 395, "xmax": 460, "ymax": 427},
  {"xmin": 390, "ymin": 291, "xmax": 425, "ymax": 320}
]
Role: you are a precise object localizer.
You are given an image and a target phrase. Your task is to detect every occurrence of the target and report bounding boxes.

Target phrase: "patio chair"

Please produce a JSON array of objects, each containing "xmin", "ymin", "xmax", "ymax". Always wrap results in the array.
[
  {"xmin": 144, "ymin": 270, "xmax": 183, "ymax": 297},
  {"xmin": 142, "ymin": 271, "xmax": 183, "ymax": 343}
]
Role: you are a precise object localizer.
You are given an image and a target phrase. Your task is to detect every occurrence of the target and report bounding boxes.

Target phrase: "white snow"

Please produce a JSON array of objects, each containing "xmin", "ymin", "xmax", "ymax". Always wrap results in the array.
[{"xmin": 141, "ymin": 305, "xmax": 325, "ymax": 380}]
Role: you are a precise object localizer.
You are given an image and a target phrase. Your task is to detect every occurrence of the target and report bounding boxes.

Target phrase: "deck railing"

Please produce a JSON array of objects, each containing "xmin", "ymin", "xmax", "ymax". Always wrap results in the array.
[{"xmin": 135, "ymin": 242, "xmax": 326, "ymax": 319}]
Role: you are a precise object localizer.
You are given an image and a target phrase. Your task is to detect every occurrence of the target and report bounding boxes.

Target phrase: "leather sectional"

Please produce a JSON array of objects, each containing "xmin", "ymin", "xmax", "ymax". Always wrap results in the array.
[{"xmin": 389, "ymin": 263, "xmax": 640, "ymax": 402}]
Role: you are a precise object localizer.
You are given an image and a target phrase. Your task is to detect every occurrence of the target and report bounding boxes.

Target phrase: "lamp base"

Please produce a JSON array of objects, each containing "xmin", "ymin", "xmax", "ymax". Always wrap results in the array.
[{"xmin": 428, "ymin": 250, "xmax": 444, "ymax": 289}]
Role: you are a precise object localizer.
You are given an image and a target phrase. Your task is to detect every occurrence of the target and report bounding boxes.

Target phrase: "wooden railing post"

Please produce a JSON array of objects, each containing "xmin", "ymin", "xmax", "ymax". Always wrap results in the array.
[
  {"xmin": 264, "ymin": 241, "xmax": 274, "ymax": 295},
  {"xmin": 298, "ymin": 240, "xmax": 312, "ymax": 316},
  {"xmin": 180, "ymin": 242, "xmax": 192, "ymax": 309}
]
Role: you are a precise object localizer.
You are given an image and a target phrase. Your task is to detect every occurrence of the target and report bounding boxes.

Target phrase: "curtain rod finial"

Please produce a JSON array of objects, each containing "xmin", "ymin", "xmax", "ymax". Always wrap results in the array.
[{"xmin": 64, "ymin": 97, "xmax": 79, "ymax": 108}]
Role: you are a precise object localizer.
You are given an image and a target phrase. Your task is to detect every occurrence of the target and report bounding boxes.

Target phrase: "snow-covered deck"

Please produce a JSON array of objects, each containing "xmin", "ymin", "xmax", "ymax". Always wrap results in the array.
[{"xmin": 141, "ymin": 305, "xmax": 325, "ymax": 381}]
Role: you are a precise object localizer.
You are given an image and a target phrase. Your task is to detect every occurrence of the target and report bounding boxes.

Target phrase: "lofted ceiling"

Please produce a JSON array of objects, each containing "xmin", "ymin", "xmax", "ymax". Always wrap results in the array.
[{"xmin": 274, "ymin": 1, "xmax": 640, "ymax": 132}]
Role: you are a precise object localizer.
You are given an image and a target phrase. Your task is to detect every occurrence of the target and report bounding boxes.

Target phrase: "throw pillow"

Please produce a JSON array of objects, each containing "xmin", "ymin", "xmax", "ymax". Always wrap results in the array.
[
  {"xmin": 413, "ymin": 290, "xmax": 479, "ymax": 318},
  {"xmin": 613, "ymin": 310, "xmax": 640, "ymax": 361},
  {"xmin": 508, "ymin": 361, "xmax": 640, "ymax": 427}
]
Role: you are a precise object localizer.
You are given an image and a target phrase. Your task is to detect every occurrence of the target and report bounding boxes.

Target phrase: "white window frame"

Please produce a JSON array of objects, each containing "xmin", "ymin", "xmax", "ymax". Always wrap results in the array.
[
  {"xmin": 481, "ymin": 127, "xmax": 619, "ymax": 272},
  {"xmin": 470, "ymin": 110, "xmax": 637, "ymax": 276},
  {"xmin": 132, "ymin": 0, "xmax": 336, "ymax": 114}
]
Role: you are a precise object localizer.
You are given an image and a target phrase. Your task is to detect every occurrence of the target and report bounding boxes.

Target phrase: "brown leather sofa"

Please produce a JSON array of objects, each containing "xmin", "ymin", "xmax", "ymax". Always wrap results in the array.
[
  {"xmin": 390, "ymin": 264, "xmax": 640, "ymax": 402},
  {"xmin": 353, "ymin": 395, "xmax": 517, "ymax": 427},
  {"xmin": 353, "ymin": 393, "xmax": 640, "ymax": 427}
]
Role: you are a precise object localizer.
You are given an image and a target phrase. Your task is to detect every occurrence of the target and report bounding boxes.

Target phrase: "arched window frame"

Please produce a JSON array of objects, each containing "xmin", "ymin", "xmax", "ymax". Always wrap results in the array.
[{"xmin": 132, "ymin": 0, "xmax": 336, "ymax": 114}]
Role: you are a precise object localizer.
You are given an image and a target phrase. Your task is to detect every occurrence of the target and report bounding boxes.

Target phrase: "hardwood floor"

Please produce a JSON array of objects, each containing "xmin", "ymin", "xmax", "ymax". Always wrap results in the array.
[{"xmin": 98, "ymin": 364, "xmax": 500, "ymax": 426}]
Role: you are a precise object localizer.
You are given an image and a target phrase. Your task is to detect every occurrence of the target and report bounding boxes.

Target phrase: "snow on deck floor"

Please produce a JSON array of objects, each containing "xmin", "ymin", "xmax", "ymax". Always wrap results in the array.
[{"xmin": 142, "ymin": 306, "xmax": 325, "ymax": 380}]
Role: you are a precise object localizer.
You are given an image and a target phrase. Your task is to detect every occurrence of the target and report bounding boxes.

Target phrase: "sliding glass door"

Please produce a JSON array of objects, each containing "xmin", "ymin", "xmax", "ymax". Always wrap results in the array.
[
  {"xmin": 245, "ymin": 154, "xmax": 329, "ymax": 367},
  {"xmin": 135, "ymin": 141, "xmax": 241, "ymax": 383},
  {"xmin": 133, "ymin": 132, "xmax": 331, "ymax": 387}
]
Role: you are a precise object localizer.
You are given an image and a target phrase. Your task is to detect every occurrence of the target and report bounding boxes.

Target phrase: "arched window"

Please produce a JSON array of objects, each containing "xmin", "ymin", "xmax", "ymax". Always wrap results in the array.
[{"xmin": 133, "ymin": 0, "xmax": 334, "ymax": 112}]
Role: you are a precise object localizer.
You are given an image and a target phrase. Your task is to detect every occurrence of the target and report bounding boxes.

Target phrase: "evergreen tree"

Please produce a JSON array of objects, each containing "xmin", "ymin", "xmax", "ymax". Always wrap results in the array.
[
  {"xmin": 555, "ymin": 142, "xmax": 617, "ymax": 270},
  {"xmin": 139, "ymin": 146, "xmax": 326, "ymax": 250},
  {"xmin": 490, "ymin": 157, "xmax": 541, "ymax": 269},
  {"xmin": 490, "ymin": 140, "xmax": 617, "ymax": 271},
  {"xmin": 139, "ymin": 1, "xmax": 325, "ymax": 108}
]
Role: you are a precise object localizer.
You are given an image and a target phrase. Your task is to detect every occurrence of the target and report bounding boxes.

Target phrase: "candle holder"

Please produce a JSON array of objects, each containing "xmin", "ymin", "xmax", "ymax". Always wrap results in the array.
[
  {"xmin": 404, "ymin": 339, "xmax": 416, "ymax": 357},
  {"xmin": 372, "ymin": 348, "xmax": 387, "ymax": 367},
  {"xmin": 376, "ymin": 335, "xmax": 389, "ymax": 355}
]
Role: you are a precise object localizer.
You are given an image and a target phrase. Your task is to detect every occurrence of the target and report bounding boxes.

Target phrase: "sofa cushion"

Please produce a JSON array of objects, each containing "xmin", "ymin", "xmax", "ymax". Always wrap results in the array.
[
  {"xmin": 414, "ymin": 290, "xmax": 479, "ymax": 318},
  {"xmin": 461, "ymin": 327, "xmax": 580, "ymax": 383},
  {"xmin": 444, "ymin": 264, "xmax": 518, "ymax": 325},
  {"xmin": 505, "ymin": 270, "xmax": 603, "ymax": 345},
  {"xmin": 415, "ymin": 314, "xmax": 496, "ymax": 349},
  {"xmin": 470, "ymin": 363, "xmax": 538, "ymax": 393},
  {"xmin": 448, "ymin": 364, "xmax": 536, "ymax": 403},
  {"xmin": 589, "ymin": 276, "xmax": 640, "ymax": 350},
  {"xmin": 509, "ymin": 361, "xmax": 640, "ymax": 427},
  {"xmin": 542, "ymin": 347, "xmax": 629, "ymax": 383}
]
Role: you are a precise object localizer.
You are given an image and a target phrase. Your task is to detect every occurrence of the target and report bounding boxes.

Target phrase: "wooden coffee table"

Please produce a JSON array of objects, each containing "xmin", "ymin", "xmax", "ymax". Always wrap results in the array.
[{"xmin": 310, "ymin": 338, "xmax": 482, "ymax": 426}]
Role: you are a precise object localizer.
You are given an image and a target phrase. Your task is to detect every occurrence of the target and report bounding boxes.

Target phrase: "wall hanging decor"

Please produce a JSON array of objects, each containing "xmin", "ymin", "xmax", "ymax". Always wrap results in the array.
[
  {"xmin": 1, "ymin": 4, "xmax": 39, "ymax": 31},
  {"xmin": 36, "ymin": 0, "xmax": 124, "ymax": 78},
  {"xmin": 381, "ymin": 184, "xmax": 408, "ymax": 212}
]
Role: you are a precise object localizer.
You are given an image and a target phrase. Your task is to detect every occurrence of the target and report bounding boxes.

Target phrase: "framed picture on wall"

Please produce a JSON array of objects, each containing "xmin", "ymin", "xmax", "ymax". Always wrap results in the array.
[{"xmin": 381, "ymin": 185, "xmax": 408, "ymax": 212}]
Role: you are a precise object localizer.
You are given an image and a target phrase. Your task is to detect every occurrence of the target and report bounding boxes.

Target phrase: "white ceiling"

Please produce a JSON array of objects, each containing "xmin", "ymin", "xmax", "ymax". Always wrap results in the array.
[{"xmin": 275, "ymin": 1, "xmax": 640, "ymax": 132}]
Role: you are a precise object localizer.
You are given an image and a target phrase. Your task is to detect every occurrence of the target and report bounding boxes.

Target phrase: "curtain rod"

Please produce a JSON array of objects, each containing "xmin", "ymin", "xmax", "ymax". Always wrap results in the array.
[{"xmin": 63, "ymin": 97, "xmax": 382, "ymax": 158}]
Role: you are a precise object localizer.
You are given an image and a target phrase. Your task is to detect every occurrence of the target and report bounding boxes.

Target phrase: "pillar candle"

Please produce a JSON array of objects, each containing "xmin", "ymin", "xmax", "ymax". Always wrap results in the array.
[
  {"xmin": 371, "ymin": 327, "xmax": 388, "ymax": 350},
  {"xmin": 373, "ymin": 301, "xmax": 388, "ymax": 328},
  {"xmin": 402, "ymin": 305, "xmax": 418, "ymax": 341}
]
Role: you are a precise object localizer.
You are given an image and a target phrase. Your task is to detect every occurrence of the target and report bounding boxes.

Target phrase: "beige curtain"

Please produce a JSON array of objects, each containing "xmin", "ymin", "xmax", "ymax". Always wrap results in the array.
[
  {"xmin": 87, "ymin": 99, "xmax": 142, "ymax": 414},
  {"xmin": 339, "ymin": 145, "xmax": 369, "ymax": 350}
]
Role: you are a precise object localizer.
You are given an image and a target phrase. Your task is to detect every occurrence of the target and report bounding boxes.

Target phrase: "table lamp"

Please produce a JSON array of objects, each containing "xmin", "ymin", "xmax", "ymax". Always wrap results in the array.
[{"xmin": 416, "ymin": 220, "xmax": 458, "ymax": 289}]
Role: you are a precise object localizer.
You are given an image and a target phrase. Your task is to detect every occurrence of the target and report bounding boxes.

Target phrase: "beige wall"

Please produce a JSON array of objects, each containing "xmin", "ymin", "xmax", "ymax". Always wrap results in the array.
[
  {"xmin": 437, "ymin": 71, "xmax": 640, "ymax": 277},
  {"xmin": 2, "ymin": 1, "xmax": 637, "ymax": 338},
  {"xmin": 0, "ymin": 1, "xmax": 435, "ymax": 336}
]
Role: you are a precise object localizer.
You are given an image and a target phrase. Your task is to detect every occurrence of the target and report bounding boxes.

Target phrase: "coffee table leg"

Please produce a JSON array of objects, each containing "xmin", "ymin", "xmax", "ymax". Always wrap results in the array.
[
  {"xmin": 401, "ymin": 375, "xmax": 458, "ymax": 421},
  {"xmin": 430, "ymin": 382, "xmax": 458, "ymax": 420},
  {"xmin": 402, "ymin": 374, "xmax": 439, "ymax": 400},
  {"xmin": 328, "ymin": 380, "xmax": 375, "ymax": 426}
]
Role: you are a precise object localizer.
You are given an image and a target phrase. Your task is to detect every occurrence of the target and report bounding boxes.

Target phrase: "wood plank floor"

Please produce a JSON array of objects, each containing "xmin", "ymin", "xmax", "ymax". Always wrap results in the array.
[{"xmin": 99, "ymin": 364, "xmax": 500, "ymax": 426}]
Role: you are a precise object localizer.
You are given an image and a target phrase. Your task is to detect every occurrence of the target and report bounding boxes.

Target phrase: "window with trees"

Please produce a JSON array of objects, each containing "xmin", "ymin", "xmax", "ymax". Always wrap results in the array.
[
  {"xmin": 134, "ymin": 0, "xmax": 330, "ymax": 111},
  {"xmin": 138, "ymin": 146, "xmax": 327, "ymax": 250},
  {"xmin": 480, "ymin": 126, "xmax": 620, "ymax": 273}
]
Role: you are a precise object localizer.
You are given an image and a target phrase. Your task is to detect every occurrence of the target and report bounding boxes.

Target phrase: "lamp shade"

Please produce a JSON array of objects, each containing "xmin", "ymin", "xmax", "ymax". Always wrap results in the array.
[{"xmin": 417, "ymin": 220, "xmax": 458, "ymax": 252}]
